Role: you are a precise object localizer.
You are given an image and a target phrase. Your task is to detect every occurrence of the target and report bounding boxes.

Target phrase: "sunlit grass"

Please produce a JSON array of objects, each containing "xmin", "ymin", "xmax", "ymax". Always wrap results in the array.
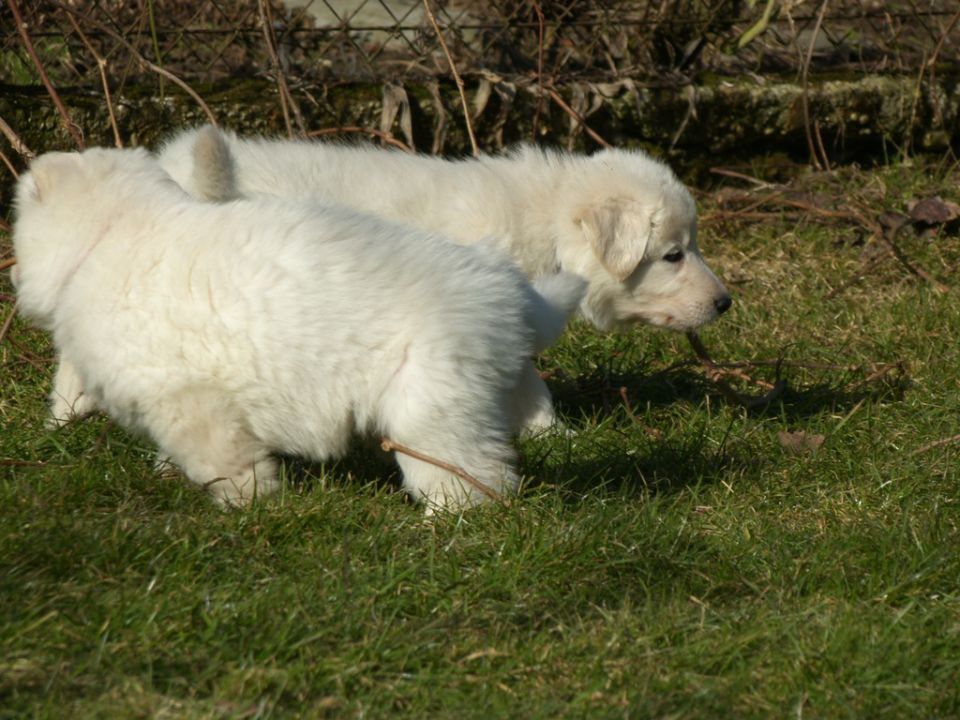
[{"xmin": 1, "ymin": 161, "xmax": 958, "ymax": 718}]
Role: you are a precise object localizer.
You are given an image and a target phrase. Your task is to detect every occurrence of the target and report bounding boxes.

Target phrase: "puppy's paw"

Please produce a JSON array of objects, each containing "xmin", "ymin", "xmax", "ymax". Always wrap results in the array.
[
  {"xmin": 520, "ymin": 418, "xmax": 577, "ymax": 439},
  {"xmin": 45, "ymin": 393, "xmax": 97, "ymax": 429},
  {"xmin": 205, "ymin": 458, "xmax": 280, "ymax": 508}
]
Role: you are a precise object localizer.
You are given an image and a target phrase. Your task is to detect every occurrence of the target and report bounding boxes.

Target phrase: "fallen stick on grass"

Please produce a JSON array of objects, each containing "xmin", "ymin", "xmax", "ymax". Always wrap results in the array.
[
  {"xmin": 685, "ymin": 332, "xmax": 786, "ymax": 409},
  {"xmin": 911, "ymin": 434, "xmax": 960, "ymax": 456},
  {"xmin": 0, "ymin": 300, "xmax": 18, "ymax": 346},
  {"xmin": 380, "ymin": 438, "xmax": 501, "ymax": 502}
]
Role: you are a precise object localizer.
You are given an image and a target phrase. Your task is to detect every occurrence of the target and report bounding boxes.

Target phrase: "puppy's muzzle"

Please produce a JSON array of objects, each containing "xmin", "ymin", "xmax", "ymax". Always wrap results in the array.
[{"xmin": 714, "ymin": 295, "xmax": 732, "ymax": 315}]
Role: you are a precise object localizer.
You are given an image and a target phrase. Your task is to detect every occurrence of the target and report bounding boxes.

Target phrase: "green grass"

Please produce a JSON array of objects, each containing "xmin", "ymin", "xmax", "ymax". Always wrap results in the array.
[{"xmin": 2, "ymin": 162, "xmax": 959, "ymax": 718}]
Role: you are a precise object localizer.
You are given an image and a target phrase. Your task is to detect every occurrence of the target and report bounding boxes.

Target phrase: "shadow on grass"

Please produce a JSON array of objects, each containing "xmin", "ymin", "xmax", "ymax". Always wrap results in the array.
[
  {"xmin": 546, "ymin": 361, "xmax": 909, "ymax": 424},
  {"xmin": 519, "ymin": 428, "xmax": 753, "ymax": 503},
  {"xmin": 276, "ymin": 437, "xmax": 405, "ymax": 500}
]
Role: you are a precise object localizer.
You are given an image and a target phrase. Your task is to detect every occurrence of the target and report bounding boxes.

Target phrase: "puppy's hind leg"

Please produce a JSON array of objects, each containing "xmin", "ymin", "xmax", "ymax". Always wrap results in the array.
[
  {"xmin": 143, "ymin": 386, "xmax": 278, "ymax": 507},
  {"xmin": 380, "ymin": 367, "xmax": 518, "ymax": 513}
]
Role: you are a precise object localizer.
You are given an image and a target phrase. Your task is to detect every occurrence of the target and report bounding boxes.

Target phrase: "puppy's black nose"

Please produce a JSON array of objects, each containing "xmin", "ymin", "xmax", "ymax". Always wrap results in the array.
[{"xmin": 714, "ymin": 296, "xmax": 732, "ymax": 315}]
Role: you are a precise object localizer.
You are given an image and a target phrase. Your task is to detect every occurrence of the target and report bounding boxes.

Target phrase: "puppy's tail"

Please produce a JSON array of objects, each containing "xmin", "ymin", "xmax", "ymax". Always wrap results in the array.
[
  {"xmin": 190, "ymin": 125, "xmax": 239, "ymax": 202},
  {"xmin": 529, "ymin": 272, "xmax": 587, "ymax": 353}
]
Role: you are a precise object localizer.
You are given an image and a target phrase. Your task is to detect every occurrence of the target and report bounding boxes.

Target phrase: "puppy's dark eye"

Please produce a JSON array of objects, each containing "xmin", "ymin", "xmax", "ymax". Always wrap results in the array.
[{"xmin": 663, "ymin": 250, "xmax": 684, "ymax": 263}]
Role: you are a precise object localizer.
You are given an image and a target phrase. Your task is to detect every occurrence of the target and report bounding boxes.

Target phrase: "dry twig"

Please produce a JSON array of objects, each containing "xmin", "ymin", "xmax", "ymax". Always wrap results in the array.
[
  {"xmin": 798, "ymin": 0, "xmax": 830, "ymax": 170},
  {"xmin": 546, "ymin": 87, "xmax": 612, "ymax": 149},
  {"xmin": 709, "ymin": 167, "xmax": 771, "ymax": 188},
  {"xmin": 0, "ymin": 149, "xmax": 19, "ymax": 180},
  {"xmin": 912, "ymin": 434, "xmax": 960, "ymax": 456},
  {"xmin": 618, "ymin": 386, "xmax": 663, "ymax": 440},
  {"xmin": 380, "ymin": 438, "xmax": 501, "ymax": 501},
  {"xmin": 530, "ymin": 0, "xmax": 546, "ymax": 141},
  {"xmin": 257, "ymin": 0, "xmax": 305, "ymax": 138},
  {"xmin": 686, "ymin": 332, "xmax": 785, "ymax": 408},
  {"xmin": 7, "ymin": 0, "xmax": 84, "ymax": 150},
  {"xmin": 0, "ymin": 116, "xmax": 34, "ymax": 161},
  {"xmin": 708, "ymin": 188, "xmax": 950, "ymax": 295},
  {"xmin": 55, "ymin": 2, "xmax": 218, "ymax": 128},
  {"xmin": 64, "ymin": 12, "xmax": 122, "ymax": 148},
  {"xmin": 307, "ymin": 126, "xmax": 412, "ymax": 153},
  {"xmin": 0, "ymin": 300, "xmax": 18, "ymax": 346},
  {"xmin": 422, "ymin": 0, "xmax": 479, "ymax": 158}
]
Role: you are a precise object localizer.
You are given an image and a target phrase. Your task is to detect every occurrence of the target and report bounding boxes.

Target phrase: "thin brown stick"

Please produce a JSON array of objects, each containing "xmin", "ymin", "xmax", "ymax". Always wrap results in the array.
[
  {"xmin": 799, "ymin": 0, "xmax": 829, "ymax": 170},
  {"xmin": 813, "ymin": 119, "xmax": 831, "ymax": 173},
  {"xmin": 0, "ymin": 258, "xmax": 16, "ymax": 272},
  {"xmin": 546, "ymin": 87, "xmax": 612, "ymax": 149},
  {"xmin": 709, "ymin": 167, "xmax": 770, "ymax": 187},
  {"xmin": 912, "ymin": 434, "xmax": 960, "ymax": 456},
  {"xmin": 422, "ymin": 0, "xmax": 479, "ymax": 158},
  {"xmin": 0, "ymin": 149, "xmax": 19, "ymax": 179},
  {"xmin": 4, "ymin": 335, "xmax": 46, "ymax": 373},
  {"xmin": 7, "ymin": 0, "xmax": 84, "ymax": 150},
  {"xmin": 0, "ymin": 300, "xmax": 18, "ymax": 345},
  {"xmin": 0, "ymin": 459, "xmax": 53, "ymax": 468},
  {"xmin": 618, "ymin": 386, "xmax": 663, "ymax": 440},
  {"xmin": 54, "ymin": 2, "xmax": 218, "ymax": 128},
  {"xmin": 530, "ymin": 0, "xmax": 546, "ymax": 141},
  {"xmin": 306, "ymin": 126, "xmax": 413, "ymax": 153},
  {"xmin": 846, "ymin": 204, "xmax": 950, "ymax": 294},
  {"xmin": 720, "ymin": 191, "xmax": 949, "ymax": 295},
  {"xmin": 0, "ymin": 116, "xmax": 33, "ymax": 160},
  {"xmin": 380, "ymin": 438, "xmax": 501, "ymax": 501},
  {"xmin": 686, "ymin": 332, "xmax": 785, "ymax": 409},
  {"xmin": 906, "ymin": 6, "xmax": 960, "ymax": 153},
  {"xmin": 925, "ymin": 5, "xmax": 960, "ymax": 71},
  {"xmin": 257, "ymin": 0, "xmax": 305, "ymax": 138},
  {"xmin": 65, "ymin": 12, "xmax": 122, "ymax": 148}
]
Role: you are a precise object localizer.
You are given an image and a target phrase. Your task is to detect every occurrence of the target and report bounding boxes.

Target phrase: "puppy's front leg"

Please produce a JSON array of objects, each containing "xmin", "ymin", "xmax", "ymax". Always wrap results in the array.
[
  {"xmin": 46, "ymin": 356, "xmax": 97, "ymax": 428},
  {"xmin": 144, "ymin": 386, "xmax": 279, "ymax": 507}
]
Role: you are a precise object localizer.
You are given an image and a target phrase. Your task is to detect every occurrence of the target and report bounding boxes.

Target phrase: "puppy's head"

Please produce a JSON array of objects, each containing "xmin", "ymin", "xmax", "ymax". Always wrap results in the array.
[
  {"xmin": 559, "ymin": 148, "xmax": 731, "ymax": 332},
  {"xmin": 13, "ymin": 147, "xmax": 164, "ymax": 325}
]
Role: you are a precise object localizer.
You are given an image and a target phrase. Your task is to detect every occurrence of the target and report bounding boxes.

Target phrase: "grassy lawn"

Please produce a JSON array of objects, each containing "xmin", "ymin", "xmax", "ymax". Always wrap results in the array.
[{"xmin": 1, "ymin": 161, "xmax": 958, "ymax": 718}]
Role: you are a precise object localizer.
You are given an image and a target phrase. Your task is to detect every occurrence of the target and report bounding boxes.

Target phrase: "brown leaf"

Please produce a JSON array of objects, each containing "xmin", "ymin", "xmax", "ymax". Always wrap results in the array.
[
  {"xmin": 879, "ymin": 211, "xmax": 909, "ymax": 231},
  {"xmin": 778, "ymin": 430, "xmax": 825, "ymax": 454},
  {"xmin": 907, "ymin": 197, "xmax": 960, "ymax": 226}
]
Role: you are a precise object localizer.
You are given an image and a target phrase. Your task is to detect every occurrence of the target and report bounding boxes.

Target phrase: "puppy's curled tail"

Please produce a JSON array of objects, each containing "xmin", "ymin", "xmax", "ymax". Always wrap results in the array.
[
  {"xmin": 529, "ymin": 272, "xmax": 587, "ymax": 353},
  {"xmin": 190, "ymin": 125, "xmax": 239, "ymax": 202}
]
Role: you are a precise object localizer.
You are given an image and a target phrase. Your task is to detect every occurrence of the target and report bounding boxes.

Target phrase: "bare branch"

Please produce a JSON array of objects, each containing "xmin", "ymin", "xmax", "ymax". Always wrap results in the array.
[
  {"xmin": 306, "ymin": 126, "xmax": 412, "ymax": 153},
  {"xmin": 423, "ymin": 0, "xmax": 479, "ymax": 158},
  {"xmin": 7, "ymin": 0, "xmax": 85, "ymax": 150},
  {"xmin": 65, "ymin": 12, "xmax": 123, "ymax": 148},
  {"xmin": 546, "ymin": 87, "xmax": 612, "ymax": 149},
  {"xmin": 257, "ymin": 0, "xmax": 305, "ymax": 138},
  {"xmin": 0, "ymin": 300, "xmax": 18, "ymax": 346},
  {"xmin": 0, "ymin": 116, "xmax": 34, "ymax": 161},
  {"xmin": 380, "ymin": 438, "xmax": 501, "ymax": 501},
  {"xmin": 686, "ymin": 332, "xmax": 786, "ymax": 409},
  {"xmin": 54, "ymin": 2, "xmax": 218, "ymax": 128}
]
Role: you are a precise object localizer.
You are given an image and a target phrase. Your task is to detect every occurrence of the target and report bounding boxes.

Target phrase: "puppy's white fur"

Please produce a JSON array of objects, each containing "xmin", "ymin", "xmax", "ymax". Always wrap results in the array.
[
  {"xmin": 14, "ymin": 148, "xmax": 584, "ymax": 510},
  {"xmin": 159, "ymin": 126, "xmax": 731, "ymax": 332}
]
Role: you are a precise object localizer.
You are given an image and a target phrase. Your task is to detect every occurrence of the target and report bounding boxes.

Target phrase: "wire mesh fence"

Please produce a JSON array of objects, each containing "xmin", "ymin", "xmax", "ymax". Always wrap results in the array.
[{"xmin": 2, "ymin": 1, "xmax": 958, "ymax": 92}]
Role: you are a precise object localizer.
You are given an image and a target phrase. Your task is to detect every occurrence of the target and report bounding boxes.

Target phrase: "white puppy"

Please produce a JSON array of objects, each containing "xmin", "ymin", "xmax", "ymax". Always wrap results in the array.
[
  {"xmin": 158, "ymin": 126, "xmax": 732, "ymax": 332},
  {"xmin": 13, "ymin": 147, "xmax": 584, "ymax": 510}
]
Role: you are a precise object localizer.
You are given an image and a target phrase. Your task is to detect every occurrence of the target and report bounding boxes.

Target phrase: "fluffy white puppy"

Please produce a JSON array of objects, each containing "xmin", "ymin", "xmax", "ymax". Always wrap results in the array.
[
  {"xmin": 158, "ymin": 126, "xmax": 732, "ymax": 332},
  {"xmin": 13, "ymin": 147, "xmax": 584, "ymax": 510}
]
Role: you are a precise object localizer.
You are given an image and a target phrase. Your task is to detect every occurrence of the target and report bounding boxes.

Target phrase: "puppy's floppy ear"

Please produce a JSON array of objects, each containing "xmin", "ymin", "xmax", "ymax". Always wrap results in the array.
[{"xmin": 576, "ymin": 199, "xmax": 652, "ymax": 281}]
